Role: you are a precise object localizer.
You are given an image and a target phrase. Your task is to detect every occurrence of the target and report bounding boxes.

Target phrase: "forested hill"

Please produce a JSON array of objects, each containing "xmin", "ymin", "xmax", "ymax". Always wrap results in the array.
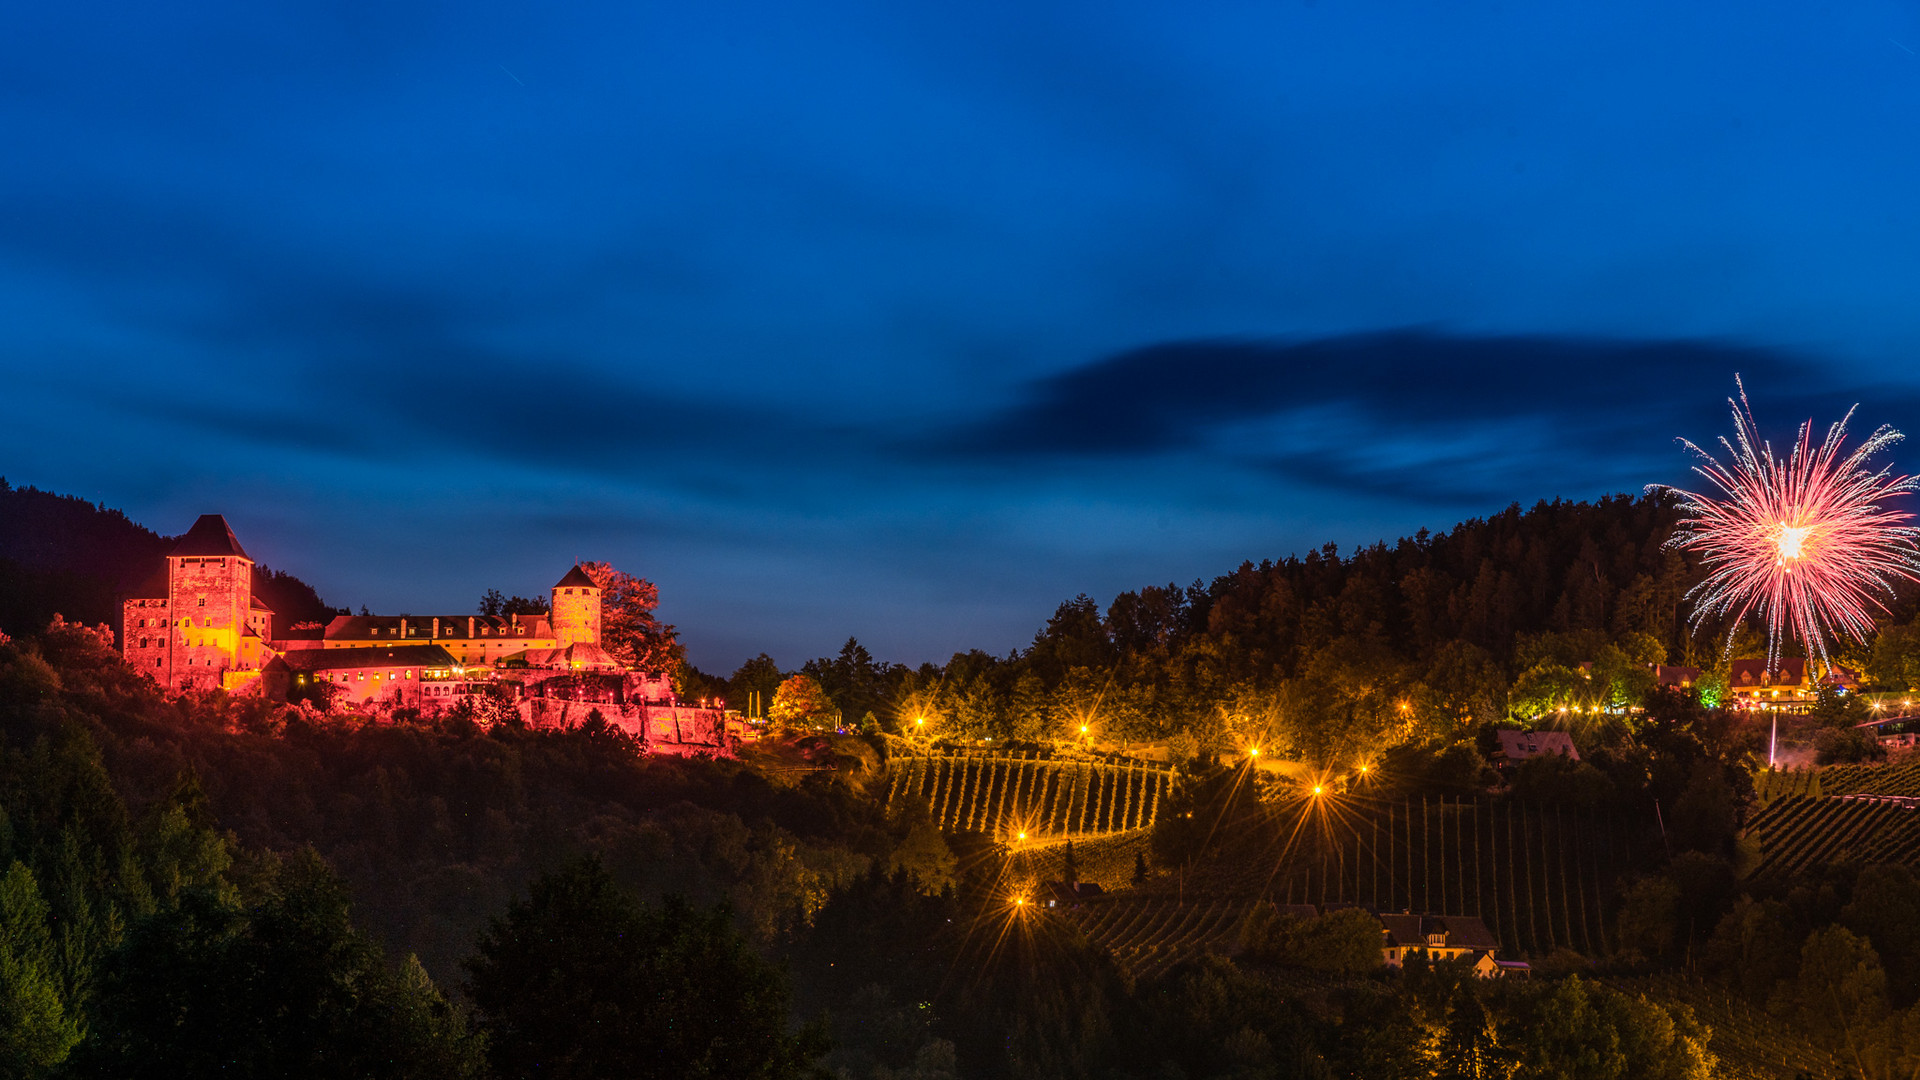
[
  {"xmin": 759, "ymin": 491, "xmax": 1920, "ymax": 755},
  {"xmin": 0, "ymin": 478, "xmax": 333, "ymax": 638}
]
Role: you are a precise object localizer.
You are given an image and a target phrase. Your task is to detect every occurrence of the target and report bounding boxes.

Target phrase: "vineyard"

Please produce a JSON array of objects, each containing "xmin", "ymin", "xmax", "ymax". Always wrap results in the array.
[
  {"xmin": 1744, "ymin": 794, "xmax": 1920, "ymax": 880},
  {"xmin": 1176, "ymin": 795, "xmax": 1637, "ymax": 958},
  {"xmin": 1064, "ymin": 897, "xmax": 1253, "ymax": 982},
  {"xmin": 1757, "ymin": 759, "xmax": 1920, "ymax": 802},
  {"xmin": 1607, "ymin": 974, "xmax": 1850, "ymax": 1080},
  {"xmin": 886, "ymin": 751, "xmax": 1175, "ymax": 837}
]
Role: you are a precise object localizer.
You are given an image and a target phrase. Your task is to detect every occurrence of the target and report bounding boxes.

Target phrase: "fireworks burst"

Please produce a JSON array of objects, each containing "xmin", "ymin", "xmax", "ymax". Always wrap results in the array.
[{"xmin": 1658, "ymin": 378, "xmax": 1920, "ymax": 666}]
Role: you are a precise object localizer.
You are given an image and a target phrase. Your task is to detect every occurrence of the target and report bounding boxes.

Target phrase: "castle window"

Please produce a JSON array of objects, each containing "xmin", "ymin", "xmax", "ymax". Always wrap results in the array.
[
  {"xmin": 564, "ymin": 589, "xmax": 573, "ymax": 595},
  {"xmin": 155, "ymin": 658, "xmax": 162, "ymax": 668},
  {"xmin": 197, "ymin": 599, "xmax": 205, "ymax": 607}
]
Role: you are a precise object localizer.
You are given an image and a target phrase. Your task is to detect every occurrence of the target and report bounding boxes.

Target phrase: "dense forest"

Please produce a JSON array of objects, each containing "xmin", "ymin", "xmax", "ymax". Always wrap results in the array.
[{"xmin": 708, "ymin": 492, "xmax": 1920, "ymax": 759}]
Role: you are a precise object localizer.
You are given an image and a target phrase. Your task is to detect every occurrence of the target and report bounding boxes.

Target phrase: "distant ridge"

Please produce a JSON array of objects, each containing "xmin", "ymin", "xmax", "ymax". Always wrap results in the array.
[{"xmin": 0, "ymin": 478, "xmax": 331, "ymax": 638}]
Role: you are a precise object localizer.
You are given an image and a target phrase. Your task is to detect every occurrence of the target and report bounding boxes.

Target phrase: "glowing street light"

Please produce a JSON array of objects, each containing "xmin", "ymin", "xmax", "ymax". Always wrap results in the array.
[
  {"xmin": 1311, "ymin": 785, "xmax": 1324, "ymax": 796},
  {"xmin": 1248, "ymin": 747, "xmax": 1260, "ymax": 758}
]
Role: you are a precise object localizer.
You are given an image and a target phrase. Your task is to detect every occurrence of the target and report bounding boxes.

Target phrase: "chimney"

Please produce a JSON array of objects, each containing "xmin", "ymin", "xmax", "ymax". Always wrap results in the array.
[
  {"xmin": 433, "ymin": 617, "xmax": 440, "ymax": 638},
  {"xmin": 468, "ymin": 617, "xmax": 475, "ymax": 637},
  {"xmin": 400, "ymin": 618, "xmax": 408, "ymax": 639}
]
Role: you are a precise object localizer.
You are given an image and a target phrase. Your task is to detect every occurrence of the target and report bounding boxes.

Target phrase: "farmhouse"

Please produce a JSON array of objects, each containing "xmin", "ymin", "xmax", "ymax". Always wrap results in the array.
[{"xmin": 1375, "ymin": 912, "xmax": 1521, "ymax": 978}]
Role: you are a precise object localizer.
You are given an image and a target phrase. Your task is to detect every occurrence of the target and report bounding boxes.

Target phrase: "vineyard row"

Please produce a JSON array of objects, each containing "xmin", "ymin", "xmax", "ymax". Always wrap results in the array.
[
  {"xmin": 1239, "ymin": 797, "xmax": 1633, "ymax": 959},
  {"xmin": 1745, "ymin": 795, "xmax": 1920, "ymax": 880},
  {"xmin": 886, "ymin": 754, "xmax": 1174, "ymax": 836}
]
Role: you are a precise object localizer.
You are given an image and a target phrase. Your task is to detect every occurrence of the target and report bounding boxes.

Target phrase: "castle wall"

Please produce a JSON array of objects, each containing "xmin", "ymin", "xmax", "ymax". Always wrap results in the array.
[{"xmin": 519, "ymin": 698, "xmax": 729, "ymax": 754}]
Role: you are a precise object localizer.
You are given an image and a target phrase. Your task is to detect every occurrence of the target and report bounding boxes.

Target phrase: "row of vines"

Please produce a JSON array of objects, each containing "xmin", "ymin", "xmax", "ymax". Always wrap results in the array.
[
  {"xmin": 1744, "ymin": 795, "xmax": 1920, "ymax": 879},
  {"xmin": 1182, "ymin": 797, "xmax": 1638, "ymax": 959},
  {"xmin": 1068, "ymin": 898, "xmax": 1251, "ymax": 982},
  {"xmin": 886, "ymin": 753, "xmax": 1173, "ymax": 836},
  {"xmin": 1760, "ymin": 760, "xmax": 1920, "ymax": 802}
]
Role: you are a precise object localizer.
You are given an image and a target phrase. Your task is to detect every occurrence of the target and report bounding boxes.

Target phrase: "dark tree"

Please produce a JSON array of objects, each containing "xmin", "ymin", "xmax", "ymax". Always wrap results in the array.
[
  {"xmin": 78, "ymin": 849, "xmax": 483, "ymax": 1079},
  {"xmin": 464, "ymin": 858, "xmax": 826, "ymax": 1080}
]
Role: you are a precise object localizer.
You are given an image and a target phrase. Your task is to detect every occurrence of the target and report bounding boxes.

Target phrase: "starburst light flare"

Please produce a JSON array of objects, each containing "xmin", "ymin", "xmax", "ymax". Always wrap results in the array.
[{"xmin": 1657, "ymin": 377, "xmax": 1920, "ymax": 667}]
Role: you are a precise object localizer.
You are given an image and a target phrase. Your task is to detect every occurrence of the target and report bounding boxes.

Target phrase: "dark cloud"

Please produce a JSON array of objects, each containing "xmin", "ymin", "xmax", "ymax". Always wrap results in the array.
[
  {"xmin": 935, "ymin": 331, "xmax": 1920, "ymax": 505},
  {"xmin": 944, "ymin": 331, "xmax": 1797, "ymax": 454}
]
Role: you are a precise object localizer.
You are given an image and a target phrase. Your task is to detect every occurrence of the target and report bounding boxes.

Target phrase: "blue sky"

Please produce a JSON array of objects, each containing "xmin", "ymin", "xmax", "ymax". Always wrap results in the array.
[{"xmin": 7, "ymin": 1, "xmax": 1920, "ymax": 670}]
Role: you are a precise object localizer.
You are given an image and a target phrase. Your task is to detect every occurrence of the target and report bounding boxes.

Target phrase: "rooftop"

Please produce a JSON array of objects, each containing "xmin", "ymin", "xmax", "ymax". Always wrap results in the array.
[
  {"xmin": 275, "ymin": 645, "xmax": 460, "ymax": 672},
  {"xmin": 170, "ymin": 514, "xmax": 250, "ymax": 559}
]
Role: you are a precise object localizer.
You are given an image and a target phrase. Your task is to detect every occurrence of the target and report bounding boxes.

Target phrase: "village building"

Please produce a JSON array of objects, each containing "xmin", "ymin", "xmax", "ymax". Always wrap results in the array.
[
  {"xmin": 120, "ymin": 515, "xmax": 726, "ymax": 753},
  {"xmin": 1728, "ymin": 657, "xmax": 1859, "ymax": 707},
  {"xmin": 1650, "ymin": 663, "xmax": 1701, "ymax": 691},
  {"xmin": 1493, "ymin": 729, "xmax": 1579, "ymax": 768}
]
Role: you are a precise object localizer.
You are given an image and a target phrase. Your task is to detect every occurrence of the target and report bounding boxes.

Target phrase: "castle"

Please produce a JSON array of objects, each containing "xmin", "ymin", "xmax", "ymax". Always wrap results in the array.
[{"xmin": 120, "ymin": 515, "xmax": 725, "ymax": 751}]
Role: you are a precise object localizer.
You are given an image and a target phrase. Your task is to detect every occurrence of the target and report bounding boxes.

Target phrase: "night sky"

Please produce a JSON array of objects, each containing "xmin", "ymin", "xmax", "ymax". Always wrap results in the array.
[{"xmin": 8, "ymin": 2, "xmax": 1920, "ymax": 670}]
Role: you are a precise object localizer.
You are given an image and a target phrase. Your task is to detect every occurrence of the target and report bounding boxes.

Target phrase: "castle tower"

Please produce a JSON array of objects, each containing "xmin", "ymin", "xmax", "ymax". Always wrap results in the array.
[
  {"xmin": 550, "ymin": 565, "xmax": 602, "ymax": 649},
  {"xmin": 122, "ymin": 514, "xmax": 264, "ymax": 692}
]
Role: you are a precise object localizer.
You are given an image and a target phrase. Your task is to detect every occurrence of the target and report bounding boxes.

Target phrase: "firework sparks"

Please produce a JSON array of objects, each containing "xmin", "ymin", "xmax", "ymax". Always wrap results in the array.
[{"xmin": 1658, "ymin": 378, "xmax": 1920, "ymax": 665}]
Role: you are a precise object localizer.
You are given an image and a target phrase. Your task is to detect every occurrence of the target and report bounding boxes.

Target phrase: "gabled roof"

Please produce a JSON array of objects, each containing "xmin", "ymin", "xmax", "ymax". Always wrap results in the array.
[
  {"xmin": 275, "ymin": 645, "xmax": 459, "ymax": 672},
  {"xmin": 323, "ymin": 614, "xmax": 551, "ymax": 640},
  {"xmin": 1378, "ymin": 913, "xmax": 1424, "ymax": 946},
  {"xmin": 1651, "ymin": 664, "xmax": 1700, "ymax": 688},
  {"xmin": 1496, "ymin": 730, "xmax": 1580, "ymax": 762},
  {"xmin": 1433, "ymin": 915, "xmax": 1499, "ymax": 951},
  {"xmin": 171, "ymin": 515, "xmax": 250, "ymax": 559},
  {"xmin": 1731, "ymin": 657, "xmax": 1808, "ymax": 686},
  {"xmin": 520, "ymin": 641, "xmax": 622, "ymax": 671},
  {"xmin": 1376, "ymin": 912, "xmax": 1500, "ymax": 951},
  {"xmin": 553, "ymin": 565, "xmax": 598, "ymax": 590}
]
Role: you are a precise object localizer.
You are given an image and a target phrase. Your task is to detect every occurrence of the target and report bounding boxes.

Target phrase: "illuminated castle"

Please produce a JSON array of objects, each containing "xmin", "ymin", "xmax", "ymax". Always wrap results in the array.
[
  {"xmin": 119, "ymin": 515, "xmax": 725, "ymax": 752},
  {"xmin": 122, "ymin": 515, "xmax": 626, "ymax": 698}
]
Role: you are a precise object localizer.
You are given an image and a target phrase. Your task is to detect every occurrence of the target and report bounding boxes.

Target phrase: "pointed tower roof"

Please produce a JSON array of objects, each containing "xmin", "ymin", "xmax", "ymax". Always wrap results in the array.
[
  {"xmin": 553, "ymin": 565, "xmax": 597, "ymax": 590},
  {"xmin": 171, "ymin": 515, "xmax": 250, "ymax": 559}
]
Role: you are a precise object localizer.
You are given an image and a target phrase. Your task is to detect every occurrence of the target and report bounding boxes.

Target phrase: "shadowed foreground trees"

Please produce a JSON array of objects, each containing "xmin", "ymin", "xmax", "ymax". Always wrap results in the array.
[
  {"xmin": 465, "ymin": 858, "xmax": 827, "ymax": 1080},
  {"xmin": 79, "ymin": 849, "xmax": 483, "ymax": 1079}
]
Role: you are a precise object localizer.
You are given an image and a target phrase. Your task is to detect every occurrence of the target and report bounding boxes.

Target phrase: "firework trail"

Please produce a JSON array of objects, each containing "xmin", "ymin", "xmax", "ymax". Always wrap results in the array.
[{"xmin": 1656, "ymin": 377, "xmax": 1920, "ymax": 667}]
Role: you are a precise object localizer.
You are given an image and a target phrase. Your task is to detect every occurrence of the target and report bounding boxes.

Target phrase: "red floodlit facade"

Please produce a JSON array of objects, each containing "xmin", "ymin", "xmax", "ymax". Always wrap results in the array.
[
  {"xmin": 121, "ymin": 515, "xmax": 276, "ymax": 693},
  {"xmin": 118, "ymin": 515, "xmax": 728, "ymax": 754}
]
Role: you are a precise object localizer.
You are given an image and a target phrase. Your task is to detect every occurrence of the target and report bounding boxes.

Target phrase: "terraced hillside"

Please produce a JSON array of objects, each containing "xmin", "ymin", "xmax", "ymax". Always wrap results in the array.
[
  {"xmin": 1744, "ymin": 794, "xmax": 1920, "ymax": 880},
  {"xmin": 887, "ymin": 751, "xmax": 1175, "ymax": 837},
  {"xmin": 1180, "ymin": 795, "xmax": 1636, "ymax": 958},
  {"xmin": 1066, "ymin": 897, "xmax": 1252, "ymax": 981}
]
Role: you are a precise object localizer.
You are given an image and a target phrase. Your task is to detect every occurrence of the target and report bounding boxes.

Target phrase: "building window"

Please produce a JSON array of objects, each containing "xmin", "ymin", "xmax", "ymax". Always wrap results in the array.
[{"xmin": 197, "ymin": 599, "xmax": 206, "ymax": 607}]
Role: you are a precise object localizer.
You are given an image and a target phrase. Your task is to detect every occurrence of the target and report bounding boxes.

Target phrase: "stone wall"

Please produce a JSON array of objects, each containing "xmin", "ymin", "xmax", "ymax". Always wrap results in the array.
[{"xmin": 519, "ymin": 698, "xmax": 730, "ymax": 755}]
